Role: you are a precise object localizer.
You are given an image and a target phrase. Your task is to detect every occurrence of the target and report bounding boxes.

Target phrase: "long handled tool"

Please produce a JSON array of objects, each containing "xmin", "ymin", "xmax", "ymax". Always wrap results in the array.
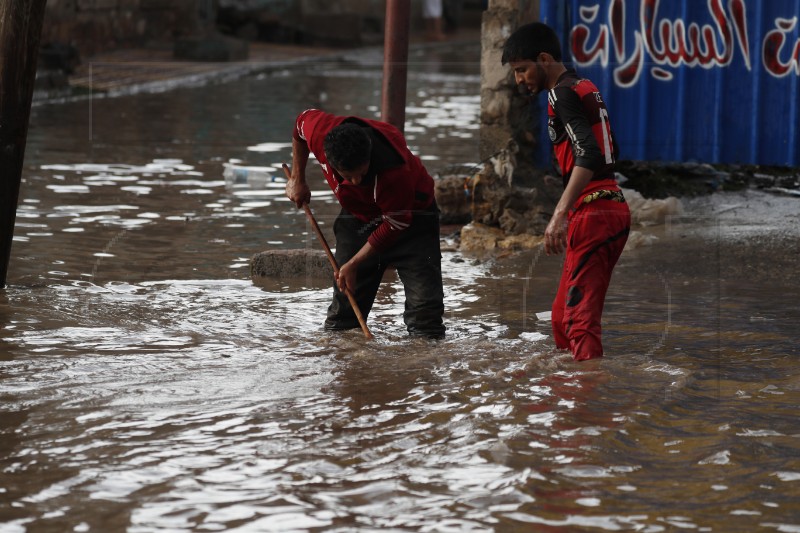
[{"xmin": 282, "ymin": 164, "xmax": 374, "ymax": 340}]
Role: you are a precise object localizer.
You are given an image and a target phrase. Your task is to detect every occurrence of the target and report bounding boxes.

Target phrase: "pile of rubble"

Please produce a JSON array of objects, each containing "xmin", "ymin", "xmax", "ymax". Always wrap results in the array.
[{"xmin": 614, "ymin": 160, "xmax": 799, "ymax": 198}]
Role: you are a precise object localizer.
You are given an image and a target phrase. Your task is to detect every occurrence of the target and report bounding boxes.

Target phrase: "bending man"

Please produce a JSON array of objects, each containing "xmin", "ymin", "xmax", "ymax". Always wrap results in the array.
[{"xmin": 286, "ymin": 109, "xmax": 445, "ymax": 339}]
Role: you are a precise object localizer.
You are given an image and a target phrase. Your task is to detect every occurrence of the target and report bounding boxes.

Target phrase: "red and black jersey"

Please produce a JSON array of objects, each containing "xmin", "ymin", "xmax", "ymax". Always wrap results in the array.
[
  {"xmin": 294, "ymin": 109, "xmax": 435, "ymax": 252},
  {"xmin": 547, "ymin": 69, "xmax": 619, "ymax": 193}
]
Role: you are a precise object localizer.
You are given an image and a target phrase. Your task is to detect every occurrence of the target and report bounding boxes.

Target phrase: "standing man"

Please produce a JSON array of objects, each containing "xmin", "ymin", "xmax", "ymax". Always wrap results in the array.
[
  {"xmin": 285, "ymin": 108, "xmax": 446, "ymax": 339},
  {"xmin": 502, "ymin": 23, "xmax": 630, "ymax": 361},
  {"xmin": 423, "ymin": 0, "xmax": 445, "ymax": 41}
]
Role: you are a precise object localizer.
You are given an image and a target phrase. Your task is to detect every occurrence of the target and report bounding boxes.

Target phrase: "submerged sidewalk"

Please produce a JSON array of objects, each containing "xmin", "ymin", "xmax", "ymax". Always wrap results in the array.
[
  {"xmin": 66, "ymin": 41, "xmax": 346, "ymax": 95},
  {"xmin": 64, "ymin": 28, "xmax": 481, "ymax": 97}
]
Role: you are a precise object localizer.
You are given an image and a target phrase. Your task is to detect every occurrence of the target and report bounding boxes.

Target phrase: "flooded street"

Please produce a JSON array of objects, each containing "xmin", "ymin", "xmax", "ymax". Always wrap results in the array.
[{"xmin": 2, "ymin": 41, "xmax": 799, "ymax": 532}]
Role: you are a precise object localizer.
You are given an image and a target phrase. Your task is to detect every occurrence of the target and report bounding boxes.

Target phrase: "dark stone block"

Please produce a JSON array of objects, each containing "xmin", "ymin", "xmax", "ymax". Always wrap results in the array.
[
  {"xmin": 39, "ymin": 42, "xmax": 81, "ymax": 74},
  {"xmin": 300, "ymin": 13, "xmax": 366, "ymax": 46}
]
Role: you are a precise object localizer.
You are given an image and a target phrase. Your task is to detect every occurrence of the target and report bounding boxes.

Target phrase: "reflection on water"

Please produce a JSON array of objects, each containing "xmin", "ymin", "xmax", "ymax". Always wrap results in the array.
[{"xmin": 2, "ymin": 41, "xmax": 799, "ymax": 531}]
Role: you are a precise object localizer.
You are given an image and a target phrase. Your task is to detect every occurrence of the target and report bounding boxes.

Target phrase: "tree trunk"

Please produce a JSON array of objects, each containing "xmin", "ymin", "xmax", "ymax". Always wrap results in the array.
[{"xmin": 0, "ymin": 0, "xmax": 47, "ymax": 287}]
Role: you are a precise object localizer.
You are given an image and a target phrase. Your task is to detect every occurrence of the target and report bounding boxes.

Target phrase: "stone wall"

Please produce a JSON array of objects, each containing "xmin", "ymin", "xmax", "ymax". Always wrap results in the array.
[
  {"xmin": 42, "ymin": 1, "xmax": 483, "ymax": 57},
  {"xmin": 436, "ymin": 0, "xmax": 557, "ymax": 247},
  {"xmin": 42, "ymin": 0, "xmax": 200, "ymax": 57},
  {"xmin": 479, "ymin": 0, "xmax": 540, "ymax": 187},
  {"xmin": 42, "ymin": 0, "xmax": 436, "ymax": 57}
]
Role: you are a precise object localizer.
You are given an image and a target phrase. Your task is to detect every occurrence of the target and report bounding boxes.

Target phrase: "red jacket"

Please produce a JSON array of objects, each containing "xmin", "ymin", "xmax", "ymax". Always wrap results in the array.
[{"xmin": 294, "ymin": 109, "xmax": 435, "ymax": 252}]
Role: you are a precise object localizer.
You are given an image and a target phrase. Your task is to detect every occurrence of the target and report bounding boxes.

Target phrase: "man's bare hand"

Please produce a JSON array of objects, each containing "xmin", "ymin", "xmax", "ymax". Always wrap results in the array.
[
  {"xmin": 285, "ymin": 176, "xmax": 311, "ymax": 208},
  {"xmin": 336, "ymin": 261, "xmax": 357, "ymax": 294},
  {"xmin": 544, "ymin": 212, "xmax": 568, "ymax": 255}
]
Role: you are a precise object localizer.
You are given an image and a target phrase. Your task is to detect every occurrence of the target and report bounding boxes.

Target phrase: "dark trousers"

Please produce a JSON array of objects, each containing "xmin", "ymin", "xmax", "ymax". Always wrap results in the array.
[{"xmin": 325, "ymin": 203, "xmax": 445, "ymax": 338}]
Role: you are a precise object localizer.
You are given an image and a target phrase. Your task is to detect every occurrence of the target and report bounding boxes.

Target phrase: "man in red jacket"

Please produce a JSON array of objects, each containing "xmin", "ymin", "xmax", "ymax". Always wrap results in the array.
[
  {"xmin": 502, "ymin": 23, "xmax": 631, "ymax": 361},
  {"xmin": 285, "ymin": 108, "xmax": 445, "ymax": 338}
]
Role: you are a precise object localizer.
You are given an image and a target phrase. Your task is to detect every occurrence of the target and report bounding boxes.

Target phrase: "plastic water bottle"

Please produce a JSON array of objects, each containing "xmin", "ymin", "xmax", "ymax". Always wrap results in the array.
[{"xmin": 223, "ymin": 163, "xmax": 276, "ymax": 189}]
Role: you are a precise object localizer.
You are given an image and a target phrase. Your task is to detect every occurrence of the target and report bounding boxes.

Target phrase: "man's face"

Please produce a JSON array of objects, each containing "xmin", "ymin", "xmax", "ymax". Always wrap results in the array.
[
  {"xmin": 509, "ymin": 57, "xmax": 547, "ymax": 96},
  {"xmin": 335, "ymin": 161, "xmax": 370, "ymax": 186}
]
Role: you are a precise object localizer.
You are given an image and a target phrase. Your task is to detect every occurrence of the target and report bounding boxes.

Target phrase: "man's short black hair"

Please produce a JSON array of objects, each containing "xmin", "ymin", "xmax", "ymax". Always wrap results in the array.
[
  {"xmin": 324, "ymin": 123, "xmax": 372, "ymax": 171},
  {"xmin": 501, "ymin": 22, "xmax": 563, "ymax": 64}
]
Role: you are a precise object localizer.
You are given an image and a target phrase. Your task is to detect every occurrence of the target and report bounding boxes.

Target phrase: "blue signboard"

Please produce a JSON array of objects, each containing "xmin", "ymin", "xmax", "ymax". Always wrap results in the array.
[{"xmin": 538, "ymin": 0, "xmax": 800, "ymax": 166}]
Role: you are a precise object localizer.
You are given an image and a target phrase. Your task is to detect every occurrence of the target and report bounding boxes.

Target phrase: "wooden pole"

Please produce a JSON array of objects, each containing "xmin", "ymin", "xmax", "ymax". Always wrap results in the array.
[
  {"xmin": 0, "ymin": 0, "xmax": 48, "ymax": 287},
  {"xmin": 381, "ymin": 0, "xmax": 410, "ymax": 132}
]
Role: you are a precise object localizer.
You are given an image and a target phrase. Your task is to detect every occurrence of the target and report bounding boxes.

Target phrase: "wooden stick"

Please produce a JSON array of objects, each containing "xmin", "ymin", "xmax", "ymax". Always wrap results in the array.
[{"xmin": 282, "ymin": 164, "xmax": 373, "ymax": 339}]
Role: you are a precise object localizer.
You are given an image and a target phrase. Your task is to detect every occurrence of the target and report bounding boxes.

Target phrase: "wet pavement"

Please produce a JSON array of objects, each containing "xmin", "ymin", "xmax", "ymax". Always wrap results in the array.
[
  {"xmin": 64, "ymin": 41, "xmax": 346, "ymax": 96},
  {"xmin": 677, "ymin": 189, "xmax": 800, "ymax": 284},
  {"xmin": 45, "ymin": 28, "xmax": 483, "ymax": 100}
]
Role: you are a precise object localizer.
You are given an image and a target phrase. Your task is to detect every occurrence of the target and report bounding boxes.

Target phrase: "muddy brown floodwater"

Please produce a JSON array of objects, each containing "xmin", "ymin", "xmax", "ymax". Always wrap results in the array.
[{"xmin": 1, "ymin": 41, "xmax": 798, "ymax": 531}]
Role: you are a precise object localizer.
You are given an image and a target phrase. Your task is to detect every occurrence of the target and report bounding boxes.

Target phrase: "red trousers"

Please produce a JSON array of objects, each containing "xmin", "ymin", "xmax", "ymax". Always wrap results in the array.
[{"xmin": 552, "ymin": 200, "xmax": 630, "ymax": 361}]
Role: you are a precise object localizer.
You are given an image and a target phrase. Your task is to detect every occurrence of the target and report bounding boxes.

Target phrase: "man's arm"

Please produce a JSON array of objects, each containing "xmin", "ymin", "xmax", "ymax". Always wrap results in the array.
[
  {"xmin": 286, "ymin": 131, "xmax": 312, "ymax": 208},
  {"xmin": 340, "ymin": 165, "xmax": 416, "ymax": 292},
  {"xmin": 337, "ymin": 241, "xmax": 376, "ymax": 294},
  {"xmin": 544, "ymin": 86, "xmax": 606, "ymax": 255},
  {"xmin": 544, "ymin": 165, "xmax": 593, "ymax": 255}
]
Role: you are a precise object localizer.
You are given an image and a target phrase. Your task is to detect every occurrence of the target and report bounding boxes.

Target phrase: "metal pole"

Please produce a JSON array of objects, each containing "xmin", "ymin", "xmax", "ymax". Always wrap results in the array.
[
  {"xmin": 0, "ymin": 0, "xmax": 48, "ymax": 287},
  {"xmin": 381, "ymin": 0, "xmax": 410, "ymax": 132}
]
